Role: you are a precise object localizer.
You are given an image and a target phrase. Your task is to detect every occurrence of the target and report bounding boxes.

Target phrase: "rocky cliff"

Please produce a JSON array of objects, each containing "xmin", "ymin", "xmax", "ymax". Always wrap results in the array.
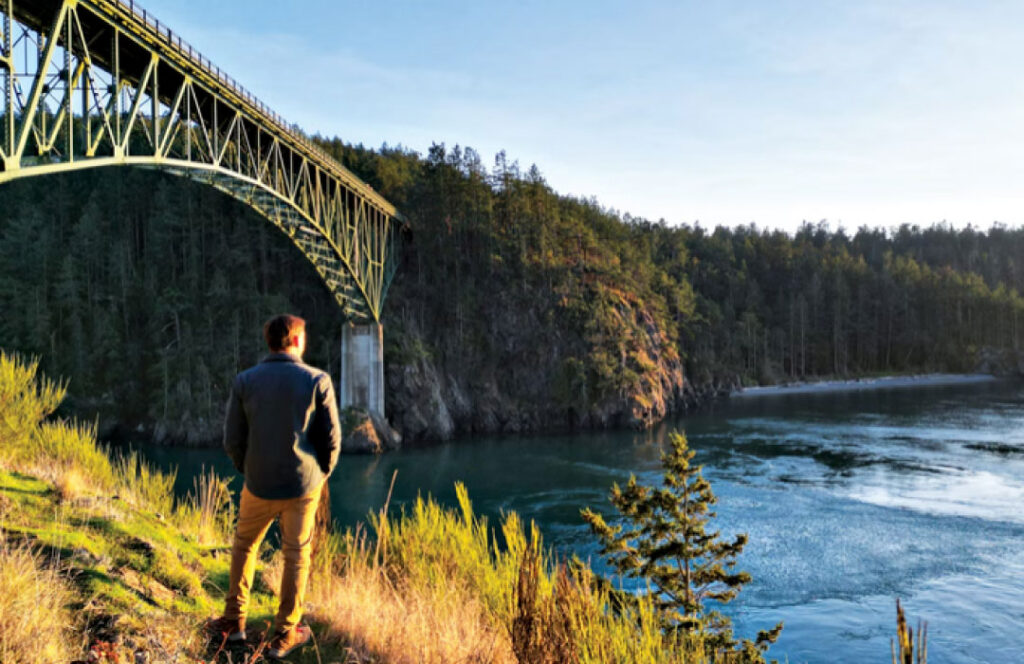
[{"xmin": 382, "ymin": 280, "xmax": 734, "ymax": 445}]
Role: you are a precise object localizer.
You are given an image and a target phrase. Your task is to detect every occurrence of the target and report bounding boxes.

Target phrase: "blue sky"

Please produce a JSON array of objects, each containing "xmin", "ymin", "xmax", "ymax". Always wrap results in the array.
[{"xmin": 140, "ymin": 0, "xmax": 1024, "ymax": 232}]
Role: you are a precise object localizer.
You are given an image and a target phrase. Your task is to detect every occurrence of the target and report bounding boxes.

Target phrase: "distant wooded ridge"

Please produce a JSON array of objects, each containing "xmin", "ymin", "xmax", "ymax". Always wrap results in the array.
[{"xmin": 1, "ymin": 139, "xmax": 1021, "ymax": 444}]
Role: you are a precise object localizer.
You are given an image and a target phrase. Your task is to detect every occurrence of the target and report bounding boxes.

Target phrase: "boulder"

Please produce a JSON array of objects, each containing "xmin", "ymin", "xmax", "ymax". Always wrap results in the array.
[
  {"xmin": 343, "ymin": 415, "xmax": 383, "ymax": 454},
  {"xmin": 343, "ymin": 408, "xmax": 402, "ymax": 454}
]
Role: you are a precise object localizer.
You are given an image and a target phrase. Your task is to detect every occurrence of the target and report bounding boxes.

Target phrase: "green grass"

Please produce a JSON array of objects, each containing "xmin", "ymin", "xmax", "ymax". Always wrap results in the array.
[
  {"xmin": 0, "ymin": 465, "xmax": 344, "ymax": 661},
  {"xmin": 0, "ymin": 471, "xmax": 51, "ymax": 494}
]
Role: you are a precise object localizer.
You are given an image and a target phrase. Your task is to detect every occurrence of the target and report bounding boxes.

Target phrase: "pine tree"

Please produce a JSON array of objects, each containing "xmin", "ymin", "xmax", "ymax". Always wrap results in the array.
[{"xmin": 581, "ymin": 430, "xmax": 782, "ymax": 661}]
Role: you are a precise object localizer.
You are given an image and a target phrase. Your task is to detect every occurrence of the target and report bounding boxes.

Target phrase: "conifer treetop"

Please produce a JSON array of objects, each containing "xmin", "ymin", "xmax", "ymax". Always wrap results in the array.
[{"xmin": 581, "ymin": 429, "xmax": 782, "ymax": 661}]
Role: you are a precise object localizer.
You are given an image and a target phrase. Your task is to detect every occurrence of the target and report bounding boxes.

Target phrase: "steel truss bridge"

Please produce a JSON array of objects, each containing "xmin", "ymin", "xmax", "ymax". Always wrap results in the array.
[{"xmin": 0, "ymin": 0, "xmax": 402, "ymax": 323}]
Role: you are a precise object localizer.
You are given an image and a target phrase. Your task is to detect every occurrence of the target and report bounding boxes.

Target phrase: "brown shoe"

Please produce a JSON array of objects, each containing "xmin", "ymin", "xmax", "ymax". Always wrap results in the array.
[
  {"xmin": 206, "ymin": 615, "xmax": 246, "ymax": 642},
  {"xmin": 266, "ymin": 624, "xmax": 311, "ymax": 659}
]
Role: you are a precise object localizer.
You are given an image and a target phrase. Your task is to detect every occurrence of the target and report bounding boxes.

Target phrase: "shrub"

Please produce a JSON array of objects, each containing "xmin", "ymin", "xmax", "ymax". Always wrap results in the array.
[
  {"xmin": 310, "ymin": 514, "xmax": 516, "ymax": 664},
  {"xmin": 0, "ymin": 352, "xmax": 65, "ymax": 467},
  {"xmin": 367, "ymin": 483, "xmax": 711, "ymax": 664},
  {"xmin": 511, "ymin": 545, "xmax": 576, "ymax": 664},
  {"xmin": 582, "ymin": 429, "xmax": 782, "ymax": 662},
  {"xmin": 372, "ymin": 482, "xmax": 528, "ymax": 625},
  {"xmin": 38, "ymin": 419, "xmax": 115, "ymax": 491}
]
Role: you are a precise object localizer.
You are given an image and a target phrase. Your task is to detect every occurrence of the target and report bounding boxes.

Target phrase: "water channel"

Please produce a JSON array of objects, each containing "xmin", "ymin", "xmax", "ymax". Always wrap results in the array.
[{"xmin": 127, "ymin": 379, "xmax": 1024, "ymax": 663}]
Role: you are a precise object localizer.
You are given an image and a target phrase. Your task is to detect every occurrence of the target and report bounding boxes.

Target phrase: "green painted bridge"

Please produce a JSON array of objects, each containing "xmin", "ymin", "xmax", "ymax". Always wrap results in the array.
[
  {"xmin": 1, "ymin": 0, "xmax": 401, "ymax": 414},
  {"xmin": 0, "ymin": 0, "xmax": 402, "ymax": 325}
]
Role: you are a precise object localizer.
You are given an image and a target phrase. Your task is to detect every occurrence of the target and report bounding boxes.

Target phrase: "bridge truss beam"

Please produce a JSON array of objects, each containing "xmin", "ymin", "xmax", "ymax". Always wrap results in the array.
[{"xmin": 0, "ymin": 0, "xmax": 402, "ymax": 323}]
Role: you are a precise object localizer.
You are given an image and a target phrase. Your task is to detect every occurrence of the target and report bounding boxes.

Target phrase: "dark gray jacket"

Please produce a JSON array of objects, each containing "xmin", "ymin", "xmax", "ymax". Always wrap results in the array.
[{"xmin": 223, "ymin": 353, "xmax": 341, "ymax": 499}]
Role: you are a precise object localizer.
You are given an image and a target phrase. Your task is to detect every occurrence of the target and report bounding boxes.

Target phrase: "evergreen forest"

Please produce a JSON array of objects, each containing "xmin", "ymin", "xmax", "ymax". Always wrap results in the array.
[{"xmin": 1, "ymin": 140, "xmax": 1022, "ymax": 444}]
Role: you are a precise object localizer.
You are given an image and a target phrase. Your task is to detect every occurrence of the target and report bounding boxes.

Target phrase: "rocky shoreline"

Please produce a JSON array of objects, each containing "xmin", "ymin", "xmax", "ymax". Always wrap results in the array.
[
  {"xmin": 382, "ymin": 354, "xmax": 739, "ymax": 448},
  {"xmin": 95, "ymin": 345, "xmax": 1023, "ymax": 454},
  {"xmin": 95, "ymin": 367, "xmax": 742, "ymax": 453},
  {"xmin": 731, "ymin": 373, "xmax": 1000, "ymax": 399}
]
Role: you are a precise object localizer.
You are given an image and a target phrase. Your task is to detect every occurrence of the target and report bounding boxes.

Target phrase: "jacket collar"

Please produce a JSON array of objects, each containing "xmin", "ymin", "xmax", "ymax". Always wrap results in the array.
[{"xmin": 262, "ymin": 352, "xmax": 302, "ymax": 364}]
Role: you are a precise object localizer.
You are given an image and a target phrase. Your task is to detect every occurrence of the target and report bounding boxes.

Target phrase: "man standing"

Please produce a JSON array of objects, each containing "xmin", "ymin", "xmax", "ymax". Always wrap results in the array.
[{"xmin": 208, "ymin": 314, "xmax": 341, "ymax": 659}]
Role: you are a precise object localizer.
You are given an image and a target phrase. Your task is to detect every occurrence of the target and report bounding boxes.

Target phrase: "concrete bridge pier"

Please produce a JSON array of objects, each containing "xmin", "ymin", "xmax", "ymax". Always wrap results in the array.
[{"xmin": 340, "ymin": 322, "xmax": 385, "ymax": 417}]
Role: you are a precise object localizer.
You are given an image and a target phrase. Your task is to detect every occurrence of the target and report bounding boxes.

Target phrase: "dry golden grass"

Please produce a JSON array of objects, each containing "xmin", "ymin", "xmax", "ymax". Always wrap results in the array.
[
  {"xmin": 309, "ymin": 558, "xmax": 515, "ymax": 664},
  {"xmin": 892, "ymin": 599, "xmax": 928, "ymax": 664},
  {"xmin": 182, "ymin": 465, "xmax": 235, "ymax": 546},
  {"xmin": 253, "ymin": 535, "xmax": 515, "ymax": 664},
  {"xmin": 260, "ymin": 550, "xmax": 281, "ymax": 585},
  {"xmin": 54, "ymin": 466, "xmax": 87, "ymax": 503},
  {"xmin": 0, "ymin": 539, "xmax": 77, "ymax": 664},
  {"xmin": 132, "ymin": 611, "xmax": 209, "ymax": 662}
]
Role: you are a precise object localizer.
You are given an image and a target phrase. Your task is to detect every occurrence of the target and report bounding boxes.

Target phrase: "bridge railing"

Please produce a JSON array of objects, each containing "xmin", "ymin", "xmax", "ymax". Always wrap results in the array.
[{"xmin": 115, "ymin": 0, "xmax": 345, "ymax": 191}]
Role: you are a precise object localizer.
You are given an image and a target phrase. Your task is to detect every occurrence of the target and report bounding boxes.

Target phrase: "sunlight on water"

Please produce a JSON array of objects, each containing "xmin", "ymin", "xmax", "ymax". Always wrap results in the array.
[{"xmin": 848, "ymin": 468, "xmax": 1024, "ymax": 525}]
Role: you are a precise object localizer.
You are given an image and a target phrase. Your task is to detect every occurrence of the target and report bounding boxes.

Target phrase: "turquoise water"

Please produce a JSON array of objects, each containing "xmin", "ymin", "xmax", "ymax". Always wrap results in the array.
[{"xmin": 129, "ymin": 379, "xmax": 1024, "ymax": 663}]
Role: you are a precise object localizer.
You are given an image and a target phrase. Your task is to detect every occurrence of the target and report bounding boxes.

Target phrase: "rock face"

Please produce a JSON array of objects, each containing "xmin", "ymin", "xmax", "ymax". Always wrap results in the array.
[
  {"xmin": 975, "ymin": 347, "xmax": 1024, "ymax": 377},
  {"xmin": 387, "ymin": 359, "xmax": 458, "ymax": 442},
  {"xmin": 384, "ymin": 286, "xmax": 731, "ymax": 445}
]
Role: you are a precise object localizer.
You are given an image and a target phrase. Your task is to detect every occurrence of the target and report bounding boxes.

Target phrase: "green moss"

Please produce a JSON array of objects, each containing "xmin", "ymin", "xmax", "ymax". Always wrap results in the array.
[
  {"xmin": 150, "ymin": 548, "xmax": 203, "ymax": 596},
  {"xmin": 199, "ymin": 556, "xmax": 232, "ymax": 594},
  {"xmin": 2, "ymin": 467, "xmax": 229, "ymax": 617},
  {"xmin": 170, "ymin": 594, "xmax": 212, "ymax": 615},
  {"xmin": 120, "ymin": 550, "xmax": 150, "ymax": 571},
  {"xmin": 0, "ymin": 470, "xmax": 51, "ymax": 495},
  {"xmin": 3, "ymin": 519, "xmax": 108, "ymax": 557},
  {"xmin": 74, "ymin": 514, "xmax": 118, "ymax": 535},
  {"xmin": 78, "ymin": 569, "xmax": 152, "ymax": 613},
  {"xmin": 125, "ymin": 511, "xmax": 205, "ymax": 559}
]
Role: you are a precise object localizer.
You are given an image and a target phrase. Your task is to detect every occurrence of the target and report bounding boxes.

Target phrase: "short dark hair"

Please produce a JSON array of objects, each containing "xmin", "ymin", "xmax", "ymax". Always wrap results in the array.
[{"xmin": 263, "ymin": 314, "xmax": 306, "ymax": 351}]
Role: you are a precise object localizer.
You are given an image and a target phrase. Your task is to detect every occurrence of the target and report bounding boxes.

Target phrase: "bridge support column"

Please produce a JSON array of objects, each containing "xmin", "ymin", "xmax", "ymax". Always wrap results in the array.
[{"xmin": 340, "ymin": 322, "xmax": 385, "ymax": 417}]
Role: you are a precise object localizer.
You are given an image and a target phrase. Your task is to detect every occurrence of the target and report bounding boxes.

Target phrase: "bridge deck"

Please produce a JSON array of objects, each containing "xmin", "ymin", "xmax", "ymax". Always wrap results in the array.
[{"xmin": 7, "ymin": 0, "xmax": 396, "ymax": 217}]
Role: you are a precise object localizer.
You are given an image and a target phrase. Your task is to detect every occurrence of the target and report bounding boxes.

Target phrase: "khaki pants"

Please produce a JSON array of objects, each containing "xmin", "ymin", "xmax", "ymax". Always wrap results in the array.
[{"xmin": 223, "ymin": 481, "xmax": 323, "ymax": 631}]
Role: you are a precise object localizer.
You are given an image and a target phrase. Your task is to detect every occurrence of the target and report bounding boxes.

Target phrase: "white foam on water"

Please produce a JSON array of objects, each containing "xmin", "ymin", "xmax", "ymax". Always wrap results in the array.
[{"xmin": 846, "ymin": 467, "xmax": 1024, "ymax": 525}]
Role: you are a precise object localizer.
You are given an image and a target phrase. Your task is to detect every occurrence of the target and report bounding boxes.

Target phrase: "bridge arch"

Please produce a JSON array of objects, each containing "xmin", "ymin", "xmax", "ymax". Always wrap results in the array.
[{"xmin": 0, "ymin": 0, "xmax": 403, "ymax": 324}]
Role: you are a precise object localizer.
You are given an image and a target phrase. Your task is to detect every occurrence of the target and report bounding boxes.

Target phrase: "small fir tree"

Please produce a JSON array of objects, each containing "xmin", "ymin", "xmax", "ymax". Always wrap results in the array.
[{"xmin": 582, "ymin": 430, "xmax": 782, "ymax": 661}]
